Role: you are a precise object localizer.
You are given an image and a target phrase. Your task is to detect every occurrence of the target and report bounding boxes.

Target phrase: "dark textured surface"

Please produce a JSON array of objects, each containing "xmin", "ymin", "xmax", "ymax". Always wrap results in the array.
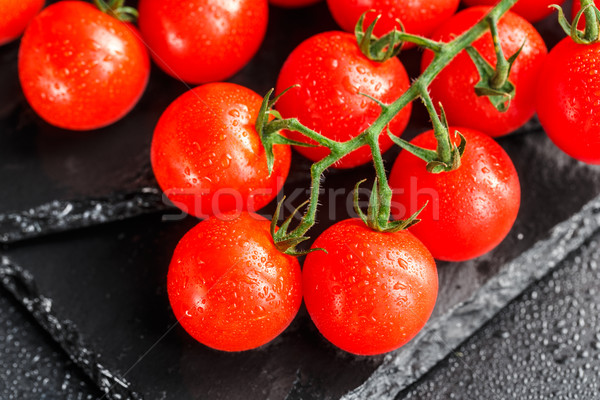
[
  {"xmin": 0, "ymin": 291, "xmax": 99, "ymax": 400},
  {"xmin": 399, "ymin": 230, "xmax": 600, "ymax": 400},
  {"xmin": 0, "ymin": 257, "xmax": 141, "ymax": 399}
]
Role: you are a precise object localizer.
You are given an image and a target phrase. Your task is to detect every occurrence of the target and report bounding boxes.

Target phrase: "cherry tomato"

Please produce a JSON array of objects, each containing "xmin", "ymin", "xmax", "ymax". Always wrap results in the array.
[
  {"xmin": 151, "ymin": 82, "xmax": 291, "ymax": 218},
  {"xmin": 536, "ymin": 37, "xmax": 600, "ymax": 165},
  {"xmin": 389, "ymin": 127, "xmax": 521, "ymax": 261},
  {"xmin": 18, "ymin": 1, "xmax": 150, "ymax": 130},
  {"xmin": 0, "ymin": 0, "xmax": 44, "ymax": 45},
  {"xmin": 275, "ymin": 31, "xmax": 411, "ymax": 169},
  {"xmin": 463, "ymin": 0, "xmax": 565, "ymax": 22},
  {"xmin": 326, "ymin": 0, "xmax": 460, "ymax": 48},
  {"xmin": 138, "ymin": 0, "xmax": 268, "ymax": 84},
  {"xmin": 269, "ymin": 0, "xmax": 321, "ymax": 7},
  {"xmin": 572, "ymin": 0, "xmax": 600, "ymax": 28},
  {"xmin": 302, "ymin": 218, "xmax": 438, "ymax": 355},
  {"xmin": 421, "ymin": 7, "xmax": 547, "ymax": 137},
  {"xmin": 168, "ymin": 212, "xmax": 302, "ymax": 351}
]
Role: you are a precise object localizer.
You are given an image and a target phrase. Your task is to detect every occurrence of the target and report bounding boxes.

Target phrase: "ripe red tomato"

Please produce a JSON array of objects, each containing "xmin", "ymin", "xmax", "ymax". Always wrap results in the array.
[
  {"xmin": 463, "ymin": 0, "xmax": 565, "ymax": 22},
  {"xmin": 0, "ymin": 0, "xmax": 44, "ymax": 45},
  {"xmin": 275, "ymin": 31, "xmax": 411, "ymax": 169},
  {"xmin": 326, "ymin": 0, "xmax": 459, "ymax": 48},
  {"xmin": 536, "ymin": 37, "xmax": 600, "ymax": 165},
  {"xmin": 151, "ymin": 82, "xmax": 291, "ymax": 218},
  {"xmin": 168, "ymin": 212, "xmax": 302, "ymax": 351},
  {"xmin": 18, "ymin": 1, "xmax": 149, "ymax": 130},
  {"xmin": 389, "ymin": 127, "xmax": 521, "ymax": 261},
  {"xmin": 138, "ymin": 0, "xmax": 268, "ymax": 84},
  {"xmin": 302, "ymin": 218, "xmax": 438, "ymax": 355},
  {"xmin": 270, "ymin": 0, "xmax": 321, "ymax": 7},
  {"xmin": 421, "ymin": 7, "xmax": 547, "ymax": 137}
]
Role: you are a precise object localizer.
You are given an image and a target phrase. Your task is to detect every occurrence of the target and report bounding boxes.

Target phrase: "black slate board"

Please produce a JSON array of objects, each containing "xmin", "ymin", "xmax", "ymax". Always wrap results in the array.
[{"xmin": 1, "ymin": 1, "xmax": 600, "ymax": 399}]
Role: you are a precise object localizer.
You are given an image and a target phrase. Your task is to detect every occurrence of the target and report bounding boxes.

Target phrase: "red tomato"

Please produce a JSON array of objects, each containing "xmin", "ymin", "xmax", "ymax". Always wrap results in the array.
[
  {"xmin": 572, "ymin": 0, "xmax": 600, "ymax": 28},
  {"xmin": 536, "ymin": 37, "xmax": 600, "ymax": 164},
  {"xmin": 0, "ymin": 0, "xmax": 44, "ymax": 45},
  {"xmin": 168, "ymin": 212, "xmax": 302, "ymax": 351},
  {"xmin": 138, "ymin": 0, "xmax": 268, "ymax": 84},
  {"xmin": 421, "ymin": 7, "xmax": 547, "ymax": 137},
  {"xmin": 270, "ymin": 0, "xmax": 321, "ymax": 7},
  {"xmin": 275, "ymin": 31, "xmax": 411, "ymax": 169},
  {"xmin": 326, "ymin": 0, "xmax": 460, "ymax": 48},
  {"xmin": 389, "ymin": 127, "xmax": 521, "ymax": 261},
  {"xmin": 18, "ymin": 1, "xmax": 149, "ymax": 130},
  {"xmin": 151, "ymin": 82, "xmax": 291, "ymax": 218},
  {"xmin": 302, "ymin": 218, "xmax": 438, "ymax": 355},
  {"xmin": 463, "ymin": 0, "xmax": 565, "ymax": 22}
]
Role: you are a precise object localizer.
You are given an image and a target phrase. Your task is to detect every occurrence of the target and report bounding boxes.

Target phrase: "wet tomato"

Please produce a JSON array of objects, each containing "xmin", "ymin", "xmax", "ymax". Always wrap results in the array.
[
  {"xmin": 151, "ymin": 82, "xmax": 291, "ymax": 218},
  {"xmin": 421, "ymin": 7, "xmax": 547, "ymax": 137},
  {"xmin": 168, "ymin": 212, "xmax": 302, "ymax": 351},
  {"xmin": 536, "ymin": 37, "xmax": 600, "ymax": 164},
  {"xmin": 389, "ymin": 127, "xmax": 521, "ymax": 261},
  {"xmin": 138, "ymin": 0, "xmax": 268, "ymax": 84},
  {"xmin": 18, "ymin": 1, "xmax": 150, "ymax": 130},
  {"xmin": 275, "ymin": 31, "xmax": 411, "ymax": 169},
  {"xmin": 302, "ymin": 219, "xmax": 438, "ymax": 355}
]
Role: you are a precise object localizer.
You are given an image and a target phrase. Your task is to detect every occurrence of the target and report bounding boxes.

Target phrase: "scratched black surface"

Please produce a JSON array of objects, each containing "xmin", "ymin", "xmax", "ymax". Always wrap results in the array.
[{"xmin": 2, "ymin": 1, "xmax": 600, "ymax": 399}]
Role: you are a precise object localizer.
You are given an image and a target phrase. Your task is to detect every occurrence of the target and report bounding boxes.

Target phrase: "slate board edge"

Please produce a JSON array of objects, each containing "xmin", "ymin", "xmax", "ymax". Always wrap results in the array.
[
  {"xmin": 0, "ymin": 188, "xmax": 168, "ymax": 244},
  {"xmin": 341, "ymin": 194, "xmax": 600, "ymax": 400},
  {"xmin": 0, "ymin": 256, "xmax": 143, "ymax": 400}
]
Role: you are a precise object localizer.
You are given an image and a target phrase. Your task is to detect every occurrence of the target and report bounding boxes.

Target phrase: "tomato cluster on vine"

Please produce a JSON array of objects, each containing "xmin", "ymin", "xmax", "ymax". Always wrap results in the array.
[{"xmin": 4, "ymin": 0, "xmax": 599, "ymax": 356}]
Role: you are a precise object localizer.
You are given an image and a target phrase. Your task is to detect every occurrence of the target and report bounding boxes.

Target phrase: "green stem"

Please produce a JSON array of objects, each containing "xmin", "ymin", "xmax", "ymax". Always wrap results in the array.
[
  {"xmin": 393, "ymin": 32, "xmax": 444, "ymax": 52},
  {"xmin": 263, "ymin": 0, "xmax": 519, "ymax": 248},
  {"xmin": 488, "ymin": 17, "xmax": 509, "ymax": 89},
  {"xmin": 418, "ymin": 84, "xmax": 452, "ymax": 164},
  {"xmin": 367, "ymin": 135, "xmax": 393, "ymax": 226},
  {"xmin": 581, "ymin": 0, "xmax": 599, "ymax": 41},
  {"xmin": 266, "ymin": 119, "xmax": 337, "ymax": 148}
]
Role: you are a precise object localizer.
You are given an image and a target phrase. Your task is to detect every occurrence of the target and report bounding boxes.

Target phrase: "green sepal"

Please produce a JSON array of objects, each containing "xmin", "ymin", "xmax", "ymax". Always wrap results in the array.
[
  {"xmin": 94, "ymin": 0, "xmax": 138, "ymax": 22},
  {"xmin": 465, "ymin": 45, "xmax": 520, "ymax": 112},
  {"xmin": 388, "ymin": 126, "xmax": 465, "ymax": 174},
  {"xmin": 355, "ymin": 11, "xmax": 403, "ymax": 62},
  {"xmin": 269, "ymin": 197, "xmax": 325, "ymax": 256},
  {"xmin": 551, "ymin": 4, "xmax": 600, "ymax": 44},
  {"xmin": 256, "ymin": 87, "xmax": 317, "ymax": 176},
  {"xmin": 353, "ymin": 179, "xmax": 426, "ymax": 233}
]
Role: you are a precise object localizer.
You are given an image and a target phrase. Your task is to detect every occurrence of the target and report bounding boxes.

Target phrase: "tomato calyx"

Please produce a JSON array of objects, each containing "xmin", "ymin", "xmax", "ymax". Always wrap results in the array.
[
  {"xmin": 354, "ymin": 178, "xmax": 425, "ymax": 233},
  {"xmin": 354, "ymin": 11, "xmax": 445, "ymax": 62},
  {"xmin": 256, "ymin": 87, "xmax": 320, "ymax": 176},
  {"xmin": 553, "ymin": 0, "xmax": 600, "ymax": 44},
  {"xmin": 389, "ymin": 89, "xmax": 466, "ymax": 173},
  {"xmin": 354, "ymin": 11, "xmax": 404, "ymax": 62},
  {"xmin": 270, "ymin": 197, "xmax": 325, "ymax": 256},
  {"xmin": 463, "ymin": 16, "xmax": 524, "ymax": 112},
  {"xmin": 93, "ymin": 0, "xmax": 138, "ymax": 22}
]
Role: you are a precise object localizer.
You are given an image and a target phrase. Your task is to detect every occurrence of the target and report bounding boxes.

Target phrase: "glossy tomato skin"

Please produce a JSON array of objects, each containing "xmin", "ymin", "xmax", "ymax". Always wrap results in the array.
[
  {"xmin": 18, "ymin": 1, "xmax": 150, "ymax": 130},
  {"xmin": 302, "ymin": 219, "xmax": 438, "ymax": 355},
  {"xmin": 463, "ymin": 0, "xmax": 565, "ymax": 22},
  {"xmin": 270, "ymin": 0, "xmax": 321, "ymax": 7},
  {"xmin": 168, "ymin": 212, "xmax": 302, "ymax": 351},
  {"xmin": 422, "ymin": 7, "xmax": 547, "ymax": 137},
  {"xmin": 389, "ymin": 127, "xmax": 521, "ymax": 261},
  {"xmin": 151, "ymin": 82, "xmax": 291, "ymax": 218},
  {"xmin": 138, "ymin": 0, "xmax": 268, "ymax": 84},
  {"xmin": 275, "ymin": 31, "xmax": 411, "ymax": 169},
  {"xmin": 326, "ymin": 0, "xmax": 459, "ymax": 48},
  {"xmin": 0, "ymin": 0, "xmax": 44, "ymax": 45},
  {"xmin": 536, "ymin": 38, "xmax": 600, "ymax": 164}
]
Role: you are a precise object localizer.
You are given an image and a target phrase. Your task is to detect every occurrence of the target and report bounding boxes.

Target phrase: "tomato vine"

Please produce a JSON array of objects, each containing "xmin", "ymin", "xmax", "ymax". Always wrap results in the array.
[{"xmin": 257, "ymin": 0, "xmax": 522, "ymax": 255}]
